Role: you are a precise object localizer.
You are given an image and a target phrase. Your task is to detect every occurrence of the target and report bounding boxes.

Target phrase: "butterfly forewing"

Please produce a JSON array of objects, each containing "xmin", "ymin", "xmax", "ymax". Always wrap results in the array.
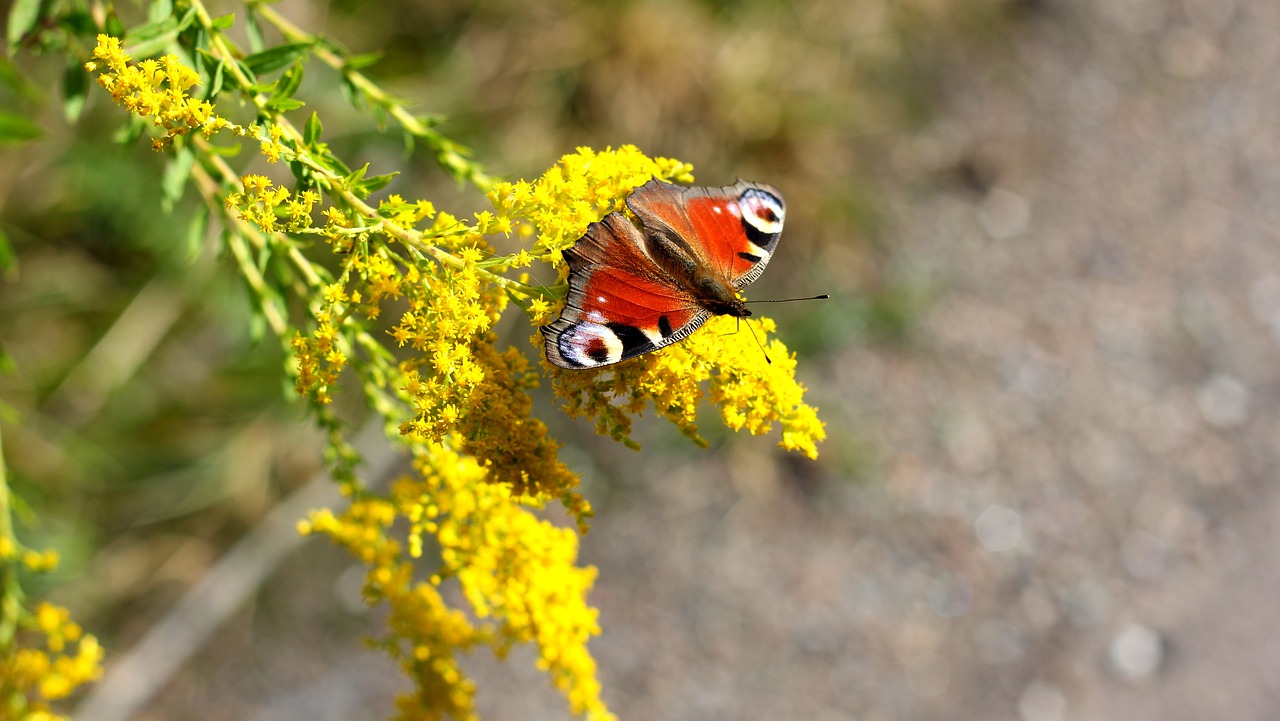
[{"xmin": 628, "ymin": 179, "xmax": 786, "ymax": 287}]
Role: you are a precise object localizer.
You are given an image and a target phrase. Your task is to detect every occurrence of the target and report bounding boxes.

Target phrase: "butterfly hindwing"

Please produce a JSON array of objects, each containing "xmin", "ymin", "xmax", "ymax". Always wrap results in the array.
[{"xmin": 542, "ymin": 212, "xmax": 711, "ymax": 369}]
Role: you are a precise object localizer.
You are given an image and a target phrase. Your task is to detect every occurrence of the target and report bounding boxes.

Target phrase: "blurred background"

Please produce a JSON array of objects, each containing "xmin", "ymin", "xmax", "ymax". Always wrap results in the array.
[{"xmin": 3, "ymin": 0, "xmax": 1279, "ymax": 718}]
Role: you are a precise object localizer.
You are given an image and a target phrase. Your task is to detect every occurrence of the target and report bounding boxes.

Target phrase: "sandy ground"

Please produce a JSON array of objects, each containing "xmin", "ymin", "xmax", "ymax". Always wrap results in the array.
[{"xmin": 104, "ymin": 1, "xmax": 1280, "ymax": 719}]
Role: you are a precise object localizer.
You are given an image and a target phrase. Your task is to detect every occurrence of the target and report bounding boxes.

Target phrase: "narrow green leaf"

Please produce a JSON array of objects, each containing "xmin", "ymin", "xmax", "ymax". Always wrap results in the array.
[
  {"xmin": 289, "ymin": 159, "xmax": 310, "ymax": 189},
  {"xmin": 314, "ymin": 150, "xmax": 351, "ymax": 177},
  {"xmin": 264, "ymin": 97, "xmax": 305, "ymax": 113},
  {"xmin": 58, "ymin": 9, "xmax": 96, "ymax": 35},
  {"xmin": 244, "ymin": 8, "xmax": 264, "ymax": 52},
  {"xmin": 0, "ymin": 226, "xmax": 15, "ymax": 274},
  {"xmin": 244, "ymin": 43, "xmax": 313, "ymax": 75},
  {"xmin": 62, "ymin": 58, "xmax": 88, "ymax": 122},
  {"xmin": 210, "ymin": 13, "xmax": 235, "ymax": 30},
  {"xmin": 270, "ymin": 60, "xmax": 304, "ymax": 102},
  {"xmin": 205, "ymin": 56, "xmax": 225, "ymax": 99},
  {"xmin": 148, "ymin": 0, "xmax": 172, "ymax": 22},
  {"xmin": 174, "ymin": 6, "xmax": 198, "ymax": 33},
  {"xmin": 161, "ymin": 146, "xmax": 195, "ymax": 211},
  {"xmin": 185, "ymin": 205, "xmax": 209, "ymax": 262},
  {"xmin": 123, "ymin": 17, "xmax": 179, "ymax": 57},
  {"xmin": 344, "ymin": 51, "xmax": 383, "ymax": 70},
  {"xmin": 0, "ymin": 112, "xmax": 40, "ymax": 143},
  {"xmin": 232, "ymin": 58, "xmax": 259, "ymax": 90},
  {"xmin": 504, "ymin": 286, "xmax": 532, "ymax": 313},
  {"xmin": 414, "ymin": 114, "xmax": 444, "ymax": 129},
  {"xmin": 0, "ymin": 347, "xmax": 15, "ymax": 377},
  {"xmin": 6, "ymin": 0, "xmax": 42, "ymax": 52},
  {"xmin": 104, "ymin": 10, "xmax": 126, "ymax": 39},
  {"xmin": 354, "ymin": 172, "xmax": 399, "ymax": 198},
  {"xmin": 303, "ymin": 112, "xmax": 322, "ymax": 146},
  {"xmin": 205, "ymin": 142, "xmax": 242, "ymax": 158}
]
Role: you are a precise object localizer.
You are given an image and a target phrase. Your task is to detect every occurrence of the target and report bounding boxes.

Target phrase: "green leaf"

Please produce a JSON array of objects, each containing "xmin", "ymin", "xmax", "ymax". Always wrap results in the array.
[
  {"xmin": 0, "ymin": 226, "xmax": 15, "ymax": 275},
  {"xmin": 6, "ymin": 0, "xmax": 43, "ymax": 52},
  {"xmin": 303, "ymin": 112, "xmax": 322, "ymax": 146},
  {"xmin": 353, "ymin": 171, "xmax": 399, "ymax": 198},
  {"xmin": 161, "ymin": 145, "xmax": 195, "ymax": 211},
  {"xmin": 175, "ymin": 6, "xmax": 199, "ymax": 33},
  {"xmin": 264, "ymin": 97, "xmax": 305, "ymax": 113},
  {"xmin": 62, "ymin": 58, "xmax": 88, "ymax": 122},
  {"xmin": 185, "ymin": 205, "xmax": 209, "ymax": 262},
  {"xmin": 204, "ymin": 56, "xmax": 225, "ymax": 99},
  {"xmin": 314, "ymin": 150, "xmax": 351, "ymax": 177},
  {"xmin": 244, "ymin": 43, "xmax": 313, "ymax": 75},
  {"xmin": 104, "ymin": 9, "xmax": 125, "ymax": 39},
  {"xmin": 231, "ymin": 58, "xmax": 259, "ymax": 90},
  {"xmin": 270, "ymin": 60, "xmax": 304, "ymax": 102},
  {"xmin": 123, "ymin": 16, "xmax": 179, "ymax": 57},
  {"xmin": 0, "ymin": 347, "xmax": 15, "ymax": 377},
  {"xmin": 289, "ymin": 159, "xmax": 310, "ymax": 189},
  {"xmin": 344, "ymin": 51, "xmax": 383, "ymax": 70},
  {"xmin": 244, "ymin": 8, "xmax": 264, "ymax": 53},
  {"xmin": 58, "ymin": 9, "xmax": 96, "ymax": 35},
  {"xmin": 148, "ymin": 0, "xmax": 173, "ymax": 22},
  {"xmin": 211, "ymin": 13, "xmax": 235, "ymax": 30},
  {"xmin": 0, "ymin": 112, "xmax": 40, "ymax": 143}
]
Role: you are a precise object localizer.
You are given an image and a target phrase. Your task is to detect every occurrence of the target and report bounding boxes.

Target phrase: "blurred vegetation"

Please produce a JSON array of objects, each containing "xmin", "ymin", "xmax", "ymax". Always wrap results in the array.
[{"xmin": 0, "ymin": 0, "xmax": 1012, "ymax": 716}]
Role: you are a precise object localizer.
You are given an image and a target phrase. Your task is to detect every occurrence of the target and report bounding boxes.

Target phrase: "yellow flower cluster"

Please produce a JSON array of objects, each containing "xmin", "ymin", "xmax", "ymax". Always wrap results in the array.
[
  {"xmin": 0, "ymin": 602, "xmax": 104, "ymax": 720},
  {"xmin": 401, "ymin": 448, "xmax": 611, "ymax": 720},
  {"xmin": 501, "ymin": 147, "xmax": 827, "ymax": 458},
  {"xmin": 84, "ymin": 35, "xmax": 229, "ymax": 149},
  {"xmin": 226, "ymin": 174, "xmax": 319, "ymax": 235},
  {"xmin": 456, "ymin": 343, "xmax": 592, "ymax": 527},
  {"xmin": 302, "ymin": 495, "xmax": 480, "ymax": 720},
  {"xmin": 301, "ymin": 444, "xmax": 612, "ymax": 720},
  {"xmin": 392, "ymin": 249, "xmax": 501, "ymax": 444},
  {"xmin": 0, "ymin": 538, "xmax": 59, "ymax": 573},
  {"xmin": 487, "ymin": 144, "xmax": 694, "ymax": 255}
]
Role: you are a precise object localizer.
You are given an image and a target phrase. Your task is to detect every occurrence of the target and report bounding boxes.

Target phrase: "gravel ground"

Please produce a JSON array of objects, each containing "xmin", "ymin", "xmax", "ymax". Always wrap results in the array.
[{"xmin": 122, "ymin": 1, "xmax": 1280, "ymax": 719}]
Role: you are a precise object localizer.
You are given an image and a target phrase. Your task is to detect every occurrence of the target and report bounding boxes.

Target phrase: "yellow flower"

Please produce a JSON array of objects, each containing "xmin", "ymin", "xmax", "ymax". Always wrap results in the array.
[{"xmin": 84, "ymin": 35, "xmax": 236, "ymax": 145}]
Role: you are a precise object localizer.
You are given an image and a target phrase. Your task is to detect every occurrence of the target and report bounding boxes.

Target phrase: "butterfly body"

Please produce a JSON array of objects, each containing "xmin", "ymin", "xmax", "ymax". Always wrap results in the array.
[{"xmin": 542, "ymin": 178, "xmax": 785, "ymax": 369}]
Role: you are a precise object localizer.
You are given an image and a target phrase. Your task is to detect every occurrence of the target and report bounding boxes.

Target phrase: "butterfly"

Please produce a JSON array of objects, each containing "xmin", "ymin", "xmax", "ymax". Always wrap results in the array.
[{"xmin": 542, "ymin": 178, "xmax": 786, "ymax": 369}]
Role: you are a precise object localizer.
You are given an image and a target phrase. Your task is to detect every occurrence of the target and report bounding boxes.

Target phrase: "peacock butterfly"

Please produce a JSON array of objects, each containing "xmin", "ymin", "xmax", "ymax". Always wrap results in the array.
[{"xmin": 542, "ymin": 177, "xmax": 787, "ymax": 369}]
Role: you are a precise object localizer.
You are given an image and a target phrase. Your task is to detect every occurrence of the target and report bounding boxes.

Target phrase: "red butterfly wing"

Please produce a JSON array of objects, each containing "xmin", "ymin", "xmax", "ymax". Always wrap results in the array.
[
  {"xmin": 626, "ymin": 179, "xmax": 786, "ymax": 289},
  {"xmin": 542, "ymin": 212, "xmax": 710, "ymax": 369}
]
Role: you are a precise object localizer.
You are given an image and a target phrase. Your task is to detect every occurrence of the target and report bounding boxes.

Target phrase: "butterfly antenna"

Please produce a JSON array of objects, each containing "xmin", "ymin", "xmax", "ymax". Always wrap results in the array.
[
  {"xmin": 745, "ymin": 293, "xmax": 831, "ymax": 304},
  {"xmin": 742, "ymin": 317, "xmax": 772, "ymax": 365}
]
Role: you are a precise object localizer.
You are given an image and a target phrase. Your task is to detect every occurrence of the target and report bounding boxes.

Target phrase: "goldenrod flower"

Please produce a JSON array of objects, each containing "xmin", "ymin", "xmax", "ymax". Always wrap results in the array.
[
  {"xmin": 84, "ymin": 35, "xmax": 231, "ymax": 144},
  {"xmin": 0, "ymin": 602, "xmax": 104, "ymax": 718}
]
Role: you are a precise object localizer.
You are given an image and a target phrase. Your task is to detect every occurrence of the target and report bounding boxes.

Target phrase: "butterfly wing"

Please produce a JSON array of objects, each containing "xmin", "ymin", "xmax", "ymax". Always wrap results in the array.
[
  {"xmin": 626, "ymin": 178, "xmax": 786, "ymax": 289},
  {"xmin": 542, "ymin": 212, "xmax": 712, "ymax": 369}
]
